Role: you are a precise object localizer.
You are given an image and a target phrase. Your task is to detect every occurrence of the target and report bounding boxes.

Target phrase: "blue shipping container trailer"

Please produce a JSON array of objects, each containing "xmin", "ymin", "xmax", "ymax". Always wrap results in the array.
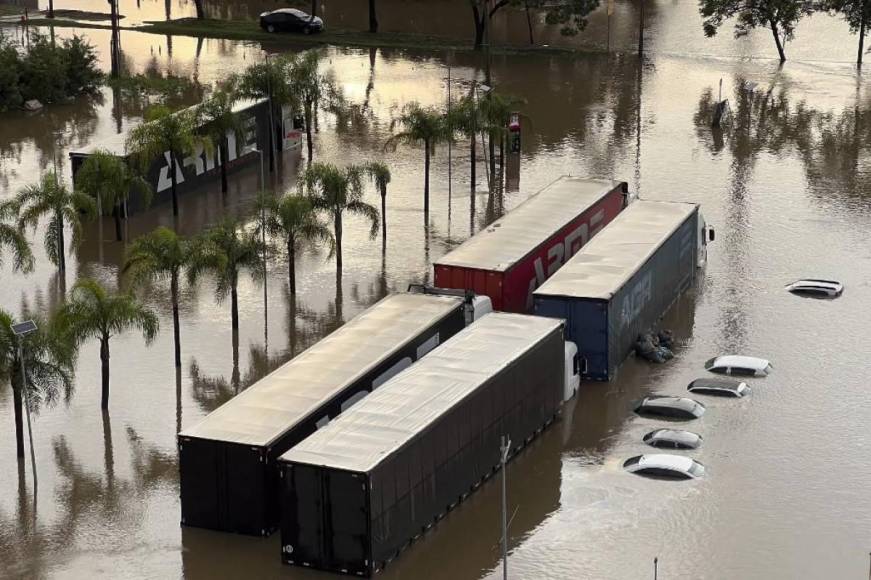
[
  {"xmin": 534, "ymin": 200, "xmax": 706, "ymax": 381},
  {"xmin": 178, "ymin": 293, "xmax": 469, "ymax": 536},
  {"xmin": 279, "ymin": 313, "xmax": 568, "ymax": 576}
]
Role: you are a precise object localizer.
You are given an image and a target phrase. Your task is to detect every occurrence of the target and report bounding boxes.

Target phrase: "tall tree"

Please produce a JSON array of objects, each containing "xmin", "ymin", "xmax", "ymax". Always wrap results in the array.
[
  {"xmin": 122, "ymin": 227, "xmax": 193, "ymax": 369},
  {"xmin": 385, "ymin": 103, "xmax": 451, "ymax": 219},
  {"xmin": 699, "ymin": 0, "xmax": 815, "ymax": 62},
  {"xmin": 236, "ymin": 58, "xmax": 292, "ymax": 172},
  {"xmin": 300, "ymin": 163, "xmax": 379, "ymax": 273},
  {"xmin": 126, "ymin": 105, "xmax": 208, "ymax": 217},
  {"xmin": 9, "ymin": 171, "xmax": 96, "ymax": 273},
  {"xmin": 187, "ymin": 218, "xmax": 263, "ymax": 337},
  {"xmin": 57, "ymin": 279, "xmax": 158, "ymax": 410},
  {"xmin": 478, "ymin": 92, "xmax": 524, "ymax": 187},
  {"xmin": 0, "ymin": 310, "xmax": 75, "ymax": 460},
  {"xmin": 0, "ymin": 207, "xmax": 34, "ymax": 273},
  {"xmin": 449, "ymin": 94, "xmax": 482, "ymax": 193},
  {"xmin": 468, "ymin": 0, "xmax": 601, "ymax": 47},
  {"xmin": 369, "ymin": 0, "xmax": 379, "ymax": 32},
  {"xmin": 258, "ymin": 193, "xmax": 334, "ymax": 294},
  {"xmin": 823, "ymin": 0, "xmax": 871, "ymax": 64},
  {"xmin": 288, "ymin": 51, "xmax": 343, "ymax": 164},
  {"xmin": 199, "ymin": 83, "xmax": 245, "ymax": 194},
  {"xmin": 74, "ymin": 150, "xmax": 153, "ymax": 242},
  {"xmin": 364, "ymin": 161, "xmax": 391, "ymax": 249}
]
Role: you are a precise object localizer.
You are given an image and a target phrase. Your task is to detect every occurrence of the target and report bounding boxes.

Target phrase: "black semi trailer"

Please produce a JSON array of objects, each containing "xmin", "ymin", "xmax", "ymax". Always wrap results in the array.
[
  {"xmin": 279, "ymin": 313, "xmax": 566, "ymax": 576},
  {"xmin": 178, "ymin": 293, "xmax": 468, "ymax": 536}
]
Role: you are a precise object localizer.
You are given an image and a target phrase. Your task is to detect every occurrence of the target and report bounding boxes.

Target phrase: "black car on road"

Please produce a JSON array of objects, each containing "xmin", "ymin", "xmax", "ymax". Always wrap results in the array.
[{"xmin": 259, "ymin": 9, "xmax": 324, "ymax": 34}]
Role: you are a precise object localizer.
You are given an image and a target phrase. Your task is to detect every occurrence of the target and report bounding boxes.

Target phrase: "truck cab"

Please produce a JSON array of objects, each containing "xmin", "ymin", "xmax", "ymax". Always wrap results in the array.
[
  {"xmin": 564, "ymin": 341, "xmax": 580, "ymax": 401},
  {"xmin": 407, "ymin": 284, "xmax": 493, "ymax": 325},
  {"xmin": 698, "ymin": 212, "xmax": 715, "ymax": 267}
]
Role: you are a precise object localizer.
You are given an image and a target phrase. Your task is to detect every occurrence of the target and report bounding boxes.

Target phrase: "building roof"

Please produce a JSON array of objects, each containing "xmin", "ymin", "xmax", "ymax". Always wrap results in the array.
[
  {"xmin": 281, "ymin": 312, "xmax": 562, "ymax": 473},
  {"xmin": 534, "ymin": 200, "xmax": 697, "ymax": 300},
  {"xmin": 179, "ymin": 293, "xmax": 463, "ymax": 447},
  {"xmin": 69, "ymin": 98, "xmax": 267, "ymax": 158},
  {"xmin": 435, "ymin": 177, "xmax": 624, "ymax": 272}
]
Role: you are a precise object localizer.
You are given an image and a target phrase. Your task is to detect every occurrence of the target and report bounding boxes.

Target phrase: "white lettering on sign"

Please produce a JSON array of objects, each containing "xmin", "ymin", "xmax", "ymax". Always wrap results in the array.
[
  {"xmin": 154, "ymin": 114, "xmax": 258, "ymax": 193},
  {"xmin": 620, "ymin": 272, "xmax": 653, "ymax": 329},
  {"xmin": 524, "ymin": 208, "xmax": 608, "ymax": 310}
]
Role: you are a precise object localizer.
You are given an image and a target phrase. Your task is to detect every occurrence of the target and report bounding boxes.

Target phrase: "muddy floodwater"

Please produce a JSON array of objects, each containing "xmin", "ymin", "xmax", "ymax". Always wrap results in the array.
[{"xmin": 3, "ymin": 1, "xmax": 871, "ymax": 579}]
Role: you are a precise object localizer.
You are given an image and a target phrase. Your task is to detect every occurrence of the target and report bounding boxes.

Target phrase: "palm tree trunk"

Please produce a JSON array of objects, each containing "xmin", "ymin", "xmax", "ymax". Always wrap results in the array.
[
  {"xmin": 220, "ymin": 139, "xmax": 229, "ymax": 194},
  {"xmin": 114, "ymin": 203, "xmax": 123, "ymax": 242},
  {"xmin": 424, "ymin": 139, "xmax": 431, "ymax": 219},
  {"xmin": 100, "ymin": 336, "xmax": 110, "ymax": 410},
  {"xmin": 334, "ymin": 212, "xmax": 343, "ymax": 273},
  {"xmin": 381, "ymin": 184, "xmax": 387, "ymax": 250},
  {"xmin": 499, "ymin": 134, "xmax": 505, "ymax": 185},
  {"xmin": 12, "ymin": 368, "xmax": 24, "ymax": 459},
  {"xmin": 305, "ymin": 103, "xmax": 314, "ymax": 164},
  {"xmin": 230, "ymin": 279, "xmax": 239, "ymax": 334},
  {"xmin": 287, "ymin": 240, "xmax": 296, "ymax": 294},
  {"xmin": 102, "ymin": 411, "xmax": 114, "ymax": 488},
  {"xmin": 472, "ymin": 3, "xmax": 485, "ymax": 48},
  {"xmin": 489, "ymin": 131, "xmax": 496, "ymax": 183},
  {"xmin": 470, "ymin": 133, "xmax": 476, "ymax": 192},
  {"xmin": 194, "ymin": 0, "xmax": 204, "ymax": 18},
  {"xmin": 859, "ymin": 15, "xmax": 866, "ymax": 66},
  {"xmin": 56, "ymin": 211, "xmax": 66, "ymax": 272},
  {"xmin": 171, "ymin": 273, "xmax": 181, "ymax": 368},
  {"xmin": 368, "ymin": 0, "xmax": 378, "ymax": 32},
  {"xmin": 170, "ymin": 149, "xmax": 179, "ymax": 216},
  {"xmin": 770, "ymin": 19, "xmax": 786, "ymax": 62}
]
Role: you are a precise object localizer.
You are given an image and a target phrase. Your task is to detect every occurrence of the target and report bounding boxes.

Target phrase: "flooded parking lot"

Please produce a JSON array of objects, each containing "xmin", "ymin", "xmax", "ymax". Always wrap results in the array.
[{"xmin": 2, "ymin": 1, "xmax": 871, "ymax": 578}]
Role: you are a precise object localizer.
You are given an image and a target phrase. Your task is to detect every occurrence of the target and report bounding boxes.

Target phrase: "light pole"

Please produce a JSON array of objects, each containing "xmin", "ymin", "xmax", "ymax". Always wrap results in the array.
[
  {"xmin": 12, "ymin": 320, "xmax": 38, "ymax": 491},
  {"xmin": 500, "ymin": 435, "xmax": 511, "ymax": 580},
  {"xmin": 256, "ymin": 149, "xmax": 268, "ymax": 348}
]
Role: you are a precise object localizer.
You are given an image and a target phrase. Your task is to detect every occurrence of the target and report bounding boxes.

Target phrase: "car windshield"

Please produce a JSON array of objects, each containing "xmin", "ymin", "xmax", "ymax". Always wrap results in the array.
[
  {"xmin": 623, "ymin": 456, "xmax": 641, "ymax": 467},
  {"xmin": 688, "ymin": 462, "xmax": 705, "ymax": 477}
]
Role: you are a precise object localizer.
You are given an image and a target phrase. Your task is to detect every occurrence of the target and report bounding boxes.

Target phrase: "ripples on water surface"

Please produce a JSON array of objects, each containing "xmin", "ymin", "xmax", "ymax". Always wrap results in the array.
[{"xmin": 2, "ymin": 1, "xmax": 871, "ymax": 578}]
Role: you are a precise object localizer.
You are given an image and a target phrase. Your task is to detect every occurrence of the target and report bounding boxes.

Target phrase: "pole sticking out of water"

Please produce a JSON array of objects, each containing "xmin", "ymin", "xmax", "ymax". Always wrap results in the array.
[
  {"xmin": 500, "ymin": 435, "xmax": 511, "ymax": 580},
  {"xmin": 17, "ymin": 338, "xmax": 38, "ymax": 495},
  {"xmin": 447, "ymin": 54, "xmax": 452, "ymax": 219},
  {"xmin": 654, "ymin": 557, "xmax": 658, "ymax": 580}
]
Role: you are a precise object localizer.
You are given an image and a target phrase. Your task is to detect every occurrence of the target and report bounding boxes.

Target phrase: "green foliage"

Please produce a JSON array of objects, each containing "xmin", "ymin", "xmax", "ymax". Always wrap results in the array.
[
  {"xmin": 106, "ymin": 69, "xmax": 206, "ymax": 108},
  {"xmin": 58, "ymin": 279, "xmax": 159, "ymax": 344},
  {"xmin": 75, "ymin": 150, "xmax": 153, "ymax": 215},
  {"xmin": 540, "ymin": 0, "xmax": 602, "ymax": 36},
  {"xmin": 126, "ymin": 104, "xmax": 210, "ymax": 174},
  {"xmin": 187, "ymin": 218, "xmax": 263, "ymax": 303},
  {"xmin": 822, "ymin": 0, "xmax": 871, "ymax": 33},
  {"xmin": 699, "ymin": 0, "xmax": 814, "ymax": 59},
  {"xmin": 364, "ymin": 161, "xmax": 392, "ymax": 192},
  {"xmin": 301, "ymin": 163, "xmax": 380, "ymax": 238},
  {"xmin": 0, "ymin": 32, "xmax": 102, "ymax": 111},
  {"xmin": 123, "ymin": 226, "xmax": 193, "ymax": 286},
  {"xmin": 0, "ymin": 309, "xmax": 77, "ymax": 412},
  {"xmin": 259, "ymin": 193, "xmax": 334, "ymax": 256},
  {"xmin": 385, "ymin": 102, "xmax": 452, "ymax": 153},
  {"xmin": 0, "ymin": 203, "xmax": 34, "ymax": 272},
  {"xmin": 8, "ymin": 171, "xmax": 97, "ymax": 268}
]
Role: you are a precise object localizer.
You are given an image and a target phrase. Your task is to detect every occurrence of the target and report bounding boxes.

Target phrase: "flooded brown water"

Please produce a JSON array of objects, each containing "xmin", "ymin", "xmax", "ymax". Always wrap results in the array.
[{"xmin": 3, "ymin": 1, "xmax": 871, "ymax": 579}]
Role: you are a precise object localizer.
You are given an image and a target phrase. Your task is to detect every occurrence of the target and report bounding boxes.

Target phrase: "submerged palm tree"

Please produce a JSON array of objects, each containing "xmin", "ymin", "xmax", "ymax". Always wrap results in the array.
[
  {"xmin": 0, "ymin": 207, "xmax": 34, "ymax": 273},
  {"xmin": 0, "ymin": 310, "xmax": 76, "ymax": 460},
  {"xmin": 364, "ymin": 161, "xmax": 391, "ymax": 249},
  {"xmin": 8, "ymin": 171, "xmax": 96, "ymax": 273},
  {"xmin": 123, "ymin": 227, "xmax": 193, "ymax": 369},
  {"xmin": 385, "ymin": 103, "xmax": 451, "ymax": 218},
  {"xmin": 300, "ymin": 163, "xmax": 379, "ymax": 273},
  {"xmin": 187, "ymin": 218, "xmax": 263, "ymax": 337},
  {"xmin": 258, "ymin": 193, "xmax": 333, "ymax": 294},
  {"xmin": 57, "ymin": 279, "xmax": 159, "ymax": 410},
  {"xmin": 199, "ymin": 83, "xmax": 246, "ymax": 194},
  {"xmin": 126, "ymin": 105, "xmax": 208, "ymax": 217},
  {"xmin": 74, "ymin": 150, "xmax": 153, "ymax": 242}
]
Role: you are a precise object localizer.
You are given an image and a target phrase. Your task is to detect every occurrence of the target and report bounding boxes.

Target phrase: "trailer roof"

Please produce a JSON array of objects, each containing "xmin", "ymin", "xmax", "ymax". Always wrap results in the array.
[
  {"xmin": 68, "ymin": 98, "xmax": 268, "ymax": 158},
  {"xmin": 281, "ymin": 313, "xmax": 562, "ymax": 473},
  {"xmin": 534, "ymin": 200, "xmax": 698, "ymax": 300},
  {"xmin": 435, "ymin": 177, "xmax": 625, "ymax": 272},
  {"xmin": 179, "ymin": 293, "xmax": 463, "ymax": 447}
]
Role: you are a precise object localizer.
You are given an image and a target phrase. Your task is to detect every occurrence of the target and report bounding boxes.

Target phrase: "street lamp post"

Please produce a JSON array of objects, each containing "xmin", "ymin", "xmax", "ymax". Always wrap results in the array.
[
  {"xmin": 500, "ymin": 435, "xmax": 511, "ymax": 580},
  {"xmin": 12, "ymin": 320, "xmax": 38, "ymax": 490},
  {"xmin": 256, "ymin": 149, "xmax": 268, "ymax": 348}
]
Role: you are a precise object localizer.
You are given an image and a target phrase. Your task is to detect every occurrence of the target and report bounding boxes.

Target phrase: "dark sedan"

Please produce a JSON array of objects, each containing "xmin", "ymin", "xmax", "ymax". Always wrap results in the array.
[{"xmin": 259, "ymin": 9, "xmax": 324, "ymax": 34}]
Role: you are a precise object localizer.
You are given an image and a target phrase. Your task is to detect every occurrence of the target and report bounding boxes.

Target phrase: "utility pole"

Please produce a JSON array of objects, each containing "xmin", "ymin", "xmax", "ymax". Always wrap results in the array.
[
  {"xmin": 500, "ymin": 435, "xmax": 511, "ymax": 580},
  {"xmin": 12, "ymin": 321, "xmax": 39, "ymax": 494},
  {"xmin": 484, "ymin": 0, "xmax": 492, "ymax": 86},
  {"xmin": 447, "ymin": 55, "xmax": 452, "ymax": 218},
  {"xmin": 638, "ymin": 0, "xmax": 645, "ymax": 57},
  {"xmin": 654, "ymin": 556, "xmax": 658, "ymax": 580}
]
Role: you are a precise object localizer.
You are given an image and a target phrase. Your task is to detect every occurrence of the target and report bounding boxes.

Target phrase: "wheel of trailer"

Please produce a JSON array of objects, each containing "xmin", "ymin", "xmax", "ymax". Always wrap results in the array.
[{"xmin": 267, "ymin": 24, "xmax": 275, "ymax": 33}]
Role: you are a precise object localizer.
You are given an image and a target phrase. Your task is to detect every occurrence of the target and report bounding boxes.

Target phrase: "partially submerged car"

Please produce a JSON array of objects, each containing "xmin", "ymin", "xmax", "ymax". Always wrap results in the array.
[
  {"xmin": 785, "ymin": 279, "xmax": 843, "ymax": 298},
  {"xmin": 635, "ymin": 396, "xmax": 705, "ymax": 420},
  {"xmin": 687, "ymin": 378, "xmax": 750, "ymax": 398},
  {"xmin": 259, "ymin": 9, "xmax": 324, "ymax": 34},
  {"xmin": 643, "ymin": 429, "xmax": 702, "ymax": 450},
  {"xmin": 623, "ymin": 454, "xmax": 705, "ymax": 479},
  {"xmin": 705, "ymin": 355, "xmax": 771, "ymax": 377}
]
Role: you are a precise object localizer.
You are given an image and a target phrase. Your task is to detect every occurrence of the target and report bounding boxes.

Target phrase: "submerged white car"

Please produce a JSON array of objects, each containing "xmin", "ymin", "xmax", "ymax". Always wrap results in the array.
[
  {"xmin": 705, "ymin": 356, "xmax": 771, "ymax": 377},
  {"xmin": 635, "ymin": 396, "xmax": 706, "ymax": 420},
  {"xmin": 687, "ymin": 378, "xmax": 750, "ymax": 398},
  {"xmin": 785, "ymin": 279, "xmax": 843, "ymax": 298},
  {"xmin": 643, "ymin": 429, "xmax": 702, "ymax": 450},
  {"xmin": 623, "ymin": 454, "xmax": 705, "ymax": 479}
]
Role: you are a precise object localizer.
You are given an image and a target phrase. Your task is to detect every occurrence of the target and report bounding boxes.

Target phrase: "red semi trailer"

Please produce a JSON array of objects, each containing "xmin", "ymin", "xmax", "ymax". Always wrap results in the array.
[{"xmin": 434, "ymin": 177, "xmax": 629, "ymax": 312}]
